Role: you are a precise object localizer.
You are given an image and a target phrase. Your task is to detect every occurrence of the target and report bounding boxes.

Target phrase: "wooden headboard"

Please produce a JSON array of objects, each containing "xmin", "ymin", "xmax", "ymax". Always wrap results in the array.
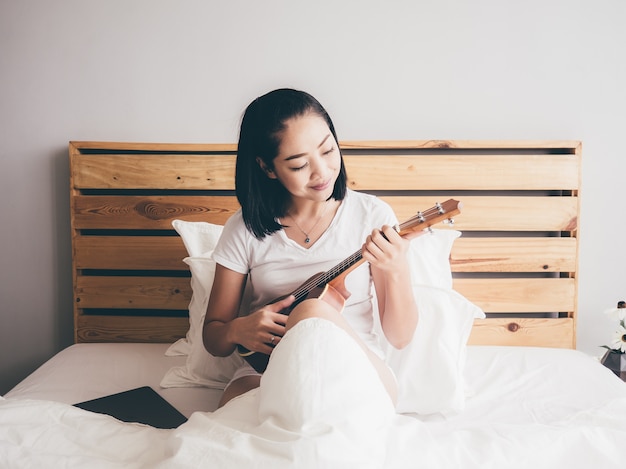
[{"xmin": 69, "ymin": 140, "xmax": 581, "ymax": 348}]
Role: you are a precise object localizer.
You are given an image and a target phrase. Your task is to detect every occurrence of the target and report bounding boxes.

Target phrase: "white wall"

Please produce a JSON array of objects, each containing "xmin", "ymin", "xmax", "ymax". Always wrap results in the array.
[{"xmin": 1, "ymin": 0, "xmax": 625, "ymax": 393}]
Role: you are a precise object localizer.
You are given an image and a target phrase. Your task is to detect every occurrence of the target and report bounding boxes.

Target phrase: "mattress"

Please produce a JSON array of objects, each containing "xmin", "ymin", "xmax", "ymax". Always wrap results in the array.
[{"xmin": 3, "ymin": 343, "xmax": 222, "ymax": 417}]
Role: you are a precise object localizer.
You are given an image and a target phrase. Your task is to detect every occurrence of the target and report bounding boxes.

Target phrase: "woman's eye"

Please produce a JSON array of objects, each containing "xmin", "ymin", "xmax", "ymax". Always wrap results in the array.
[
  {"xmin": 323, "ymin": 147, "xmax": 335, "ymax": 155},
  {"xmin": 291, "ymin": 163, "xmax": 308, "ymax": 171}
]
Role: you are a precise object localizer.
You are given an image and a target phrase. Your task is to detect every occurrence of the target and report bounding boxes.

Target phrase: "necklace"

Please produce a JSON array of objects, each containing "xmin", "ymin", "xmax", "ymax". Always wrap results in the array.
[{"xmin": 288, "ymin": 202, "xmax": 330, "ymax": 244}]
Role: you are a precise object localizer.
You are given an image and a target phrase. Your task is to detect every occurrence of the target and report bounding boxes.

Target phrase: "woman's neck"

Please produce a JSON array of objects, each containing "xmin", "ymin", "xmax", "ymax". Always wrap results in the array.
[{"xmin": 282, "ymin": 198, "xmax": 340, "ymax": 247}]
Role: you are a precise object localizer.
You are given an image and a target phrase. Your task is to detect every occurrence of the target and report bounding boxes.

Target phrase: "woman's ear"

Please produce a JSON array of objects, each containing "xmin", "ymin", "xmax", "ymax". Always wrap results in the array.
[{"xmin": 256, "ymin": 157, "xmax": 277, "ymax": 179}]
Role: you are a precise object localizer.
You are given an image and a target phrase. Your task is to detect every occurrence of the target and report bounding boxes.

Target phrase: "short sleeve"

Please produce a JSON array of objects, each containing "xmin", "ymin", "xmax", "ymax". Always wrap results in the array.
[{"xmin": 212, "ymin": 210, "xmax": 250, "ymax": 275}]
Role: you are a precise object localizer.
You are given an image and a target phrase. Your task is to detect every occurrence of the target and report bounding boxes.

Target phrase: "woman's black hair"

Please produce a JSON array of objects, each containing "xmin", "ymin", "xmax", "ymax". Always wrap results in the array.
[{"xmin": 235, "ymin": 88, "xmax": 347, "ymax": 239}]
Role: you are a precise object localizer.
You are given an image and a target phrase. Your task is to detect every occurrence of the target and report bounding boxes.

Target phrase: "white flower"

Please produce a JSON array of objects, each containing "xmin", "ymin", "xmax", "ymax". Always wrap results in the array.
[
  {"xmin": 604, "ymin": 306, "xmax": 626, "ymax": 321},
  {"xmin": 609, "ymin": 323, "xmax": 626, "ymax": 353}
]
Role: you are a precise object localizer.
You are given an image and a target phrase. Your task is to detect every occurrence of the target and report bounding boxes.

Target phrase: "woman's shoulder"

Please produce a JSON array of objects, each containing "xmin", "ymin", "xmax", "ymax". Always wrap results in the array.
[
  {"xmin": 223, "ymin": 208, "xmax": 245, "ymax": 228},
  {"xmin": 215, "ymin": 209, "xmax": 249, "ymax": 246},
  {"xmin": 346, "ymin": 188, "xmax": 378, "ymax": 205},
  {"xmin": 345, "ymin": 189, "xmax": 395, "ymax": 215},
  {"xmin": 216, "ymin": 208, "xmax": 242, "ymax": 234}
]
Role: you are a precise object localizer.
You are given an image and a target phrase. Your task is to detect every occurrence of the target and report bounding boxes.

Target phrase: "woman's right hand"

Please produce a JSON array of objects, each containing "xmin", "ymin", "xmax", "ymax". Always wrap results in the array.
[{"xmin": 234, "ymin": 295, "xmax": 296, "ymax": 355}]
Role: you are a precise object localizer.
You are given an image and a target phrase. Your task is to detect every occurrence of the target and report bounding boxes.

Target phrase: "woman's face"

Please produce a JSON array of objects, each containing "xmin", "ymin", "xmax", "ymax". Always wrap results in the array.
[{"xmin": 264, "ymin": 113, "xmax": 341, "ymax": 204}]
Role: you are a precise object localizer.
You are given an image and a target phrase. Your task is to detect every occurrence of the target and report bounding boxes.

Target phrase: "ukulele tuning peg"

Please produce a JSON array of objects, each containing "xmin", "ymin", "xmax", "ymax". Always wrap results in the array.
[{"xmin": 443, "ymin": 218, "xmax": 455, "ymax": 225}]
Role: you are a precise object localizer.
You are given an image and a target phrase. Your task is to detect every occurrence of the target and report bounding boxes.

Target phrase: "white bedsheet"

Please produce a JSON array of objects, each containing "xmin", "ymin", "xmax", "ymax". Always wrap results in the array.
[
  {"xmin": 2, "ymin": 320, "xmax": 626, "ymax": 468},
  {"xmin": 4, "ymin": 343, "xmax": 222, "ymax": 417}
]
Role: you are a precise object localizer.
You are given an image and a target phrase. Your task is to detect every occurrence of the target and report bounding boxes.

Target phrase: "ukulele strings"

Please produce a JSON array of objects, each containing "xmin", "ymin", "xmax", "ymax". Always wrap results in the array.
[
  {"xmin": 399, "ymin": 205, "xmax": 445, "ymax": 232},
  {"xmin": 291, "ymin": 249, "xmax": 363, "ymax": 300}
]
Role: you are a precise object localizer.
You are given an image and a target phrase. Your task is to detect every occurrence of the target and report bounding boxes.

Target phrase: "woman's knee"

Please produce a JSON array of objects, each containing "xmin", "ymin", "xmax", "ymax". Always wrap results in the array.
[{"xmin": 286, "ymin": 298, "xmax": 339, "ymax": 331}]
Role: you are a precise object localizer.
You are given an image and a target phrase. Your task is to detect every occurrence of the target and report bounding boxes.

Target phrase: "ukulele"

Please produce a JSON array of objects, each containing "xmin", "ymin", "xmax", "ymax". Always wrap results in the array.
[{"xmin": 238, "ymin": 199, "xmax": 462, "ymax": 372}]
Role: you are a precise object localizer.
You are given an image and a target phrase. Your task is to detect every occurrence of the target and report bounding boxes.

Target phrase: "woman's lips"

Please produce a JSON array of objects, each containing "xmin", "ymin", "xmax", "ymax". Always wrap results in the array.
[{"xmin": 311, "ymin": 178, "xmax": 332, "ymax": 191}]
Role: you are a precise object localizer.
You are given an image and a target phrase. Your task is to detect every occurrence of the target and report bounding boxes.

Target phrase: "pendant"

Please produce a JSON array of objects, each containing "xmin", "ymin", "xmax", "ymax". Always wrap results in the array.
[{"xmin": 304, "ymin": 237, "xmax": 310, "ymax": 244}]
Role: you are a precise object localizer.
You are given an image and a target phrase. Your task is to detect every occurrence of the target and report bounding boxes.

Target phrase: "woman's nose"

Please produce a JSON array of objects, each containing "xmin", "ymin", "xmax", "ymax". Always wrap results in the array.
[{"xmin": 309, "ymin": 154, "xmax": 327, "ymax": 177}]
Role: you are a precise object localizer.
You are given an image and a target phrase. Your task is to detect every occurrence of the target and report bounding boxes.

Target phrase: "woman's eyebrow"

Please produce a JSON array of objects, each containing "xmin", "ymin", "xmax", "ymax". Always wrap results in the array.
[{"xmin": 284, "ymin": 134, "xmax": 331, "ymax": 161}]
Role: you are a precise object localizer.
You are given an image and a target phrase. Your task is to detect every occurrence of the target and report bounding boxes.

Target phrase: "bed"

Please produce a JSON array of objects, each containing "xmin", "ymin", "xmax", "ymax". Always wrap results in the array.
[{"xmin": 2, "ymin": 139, "xmax": 625, "ymax": 468}]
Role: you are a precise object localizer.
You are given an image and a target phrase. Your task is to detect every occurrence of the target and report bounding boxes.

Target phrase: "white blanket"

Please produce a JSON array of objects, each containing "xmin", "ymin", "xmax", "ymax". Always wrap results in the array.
[{"xmin": 2, "ymin": 319, "xmax": 626, "ymax": 469}]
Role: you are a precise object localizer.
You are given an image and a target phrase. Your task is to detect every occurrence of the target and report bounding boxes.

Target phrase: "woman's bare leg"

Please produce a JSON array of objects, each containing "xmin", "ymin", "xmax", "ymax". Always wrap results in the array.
[{"xmin": 218, "ymin": 374, "xmax": 261, "ymax": 408}]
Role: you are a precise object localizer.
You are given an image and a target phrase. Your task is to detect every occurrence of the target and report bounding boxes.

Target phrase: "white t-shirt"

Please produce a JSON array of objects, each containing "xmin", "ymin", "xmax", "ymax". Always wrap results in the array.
[{"xmin": 212, "ymin": 189, "xmax": 398, "ymax": 355}]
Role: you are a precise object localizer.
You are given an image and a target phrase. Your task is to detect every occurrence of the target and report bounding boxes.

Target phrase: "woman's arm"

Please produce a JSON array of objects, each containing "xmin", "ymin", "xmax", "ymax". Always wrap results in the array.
[
  {"xmin": 202, "ymin": 264, "xmax": 247, "ymax": 356},
  {"xmin": 363, "ymin": 225, "xmax": 419, "ymax": 349},
  {"xmin": 203, "ymin": 264, "xmax": 294, "ymax": 357}
]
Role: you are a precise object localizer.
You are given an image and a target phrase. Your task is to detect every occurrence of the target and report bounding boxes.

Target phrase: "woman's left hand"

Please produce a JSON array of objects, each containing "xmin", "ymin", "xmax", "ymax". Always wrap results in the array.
[
  {"xmin": 361, "ymin": 225, "xmax": 410, "ymax": 272},
  {"xmin": 366, "ymin": 225, "xmax": 420, "ymax": 349}
]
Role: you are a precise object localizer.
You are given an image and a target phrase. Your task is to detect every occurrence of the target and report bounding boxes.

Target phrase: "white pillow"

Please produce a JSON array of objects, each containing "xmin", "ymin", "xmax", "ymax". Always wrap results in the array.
[
  {"xmin": 383, "ymin": 285, "xmax": 484, "ymax": 416},
  {"xmin": 161, "ymin": 256, "xmax": 245, "ymax": 389},
  {"xmin": 173, "ymin": 218, "xmax": 224, "ymax": 258},
  {"xmin": 408, "ymin": 228, "xmax": 460, "ymax": 289},
  {"xmin": 161, "ymin": 220, "xmax": 245, "ymax": 389},
  {"xmin": 407, "ymin": 228, "xmax": 482, "ymax": 321},
  {"xmin": 376, "ymin": 228, "xmax": 485, "ymax": 415},
  {"xmin": 165, "ymin": 220, "xmax": 224, "ymax": 357}
]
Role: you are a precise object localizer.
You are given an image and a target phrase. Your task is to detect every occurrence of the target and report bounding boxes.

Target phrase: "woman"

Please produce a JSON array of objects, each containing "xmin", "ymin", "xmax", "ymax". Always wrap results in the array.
[{"xmin": 203, "ymin": 88, "xmax": 419, "ymax": 407}]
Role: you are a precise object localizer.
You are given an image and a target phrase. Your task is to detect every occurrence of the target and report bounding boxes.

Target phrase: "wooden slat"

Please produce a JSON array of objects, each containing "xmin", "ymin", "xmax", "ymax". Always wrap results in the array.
[
  {"xmin": 72, "ymin": 235, "xmax": 577, "ymax": 274},
  {"xmin": 75, "ymin": 315, "xmax": 188, "ymax": 343},
  {"xmin": 76, "ymin": 276, "xmax": 191, "ymax": 309},
  {"xmin": 345, "ymin": 154, "xmax": 580, "ymax": 191},
  {"xmin": 73, "ymin": 194, "xmax": 578, "ymax": 232},
  {"xmin": 382, "ymin": 196, "xmax": 578, "ymax": 232},
  {"xmin": 75, "ymin": 274, "xmax": 575, "ymax": 314},
  {"xmin": 73, "ymin": 195, "xmax": 239, "ymax": 229},
  {"xmin": 72, "ymin": 154, "xmax": 237, "ymax": 190},
  {"xmin": 453, "ymin": 278, "xmax": 576, "ymax": 313},
  {"xmin": 71, "ymin": 153, "xmax": 580, "ymax": 192},
  {"xmin": 451, "ymin": 237, "xmax": 577, "ymax": 273},
  {"xmin": 468, "ymin": 318, "xmax": 575, "ymax": 348},
  {"xmin": 74, "ymin": 236, "xmax": 188, "ymax": 270}
]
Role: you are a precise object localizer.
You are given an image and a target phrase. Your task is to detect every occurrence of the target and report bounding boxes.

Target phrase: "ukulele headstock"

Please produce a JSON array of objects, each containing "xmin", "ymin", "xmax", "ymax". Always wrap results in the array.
[{"xmin": 398, "ymin": 199, "xmax": 462, "ymax": 237}]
